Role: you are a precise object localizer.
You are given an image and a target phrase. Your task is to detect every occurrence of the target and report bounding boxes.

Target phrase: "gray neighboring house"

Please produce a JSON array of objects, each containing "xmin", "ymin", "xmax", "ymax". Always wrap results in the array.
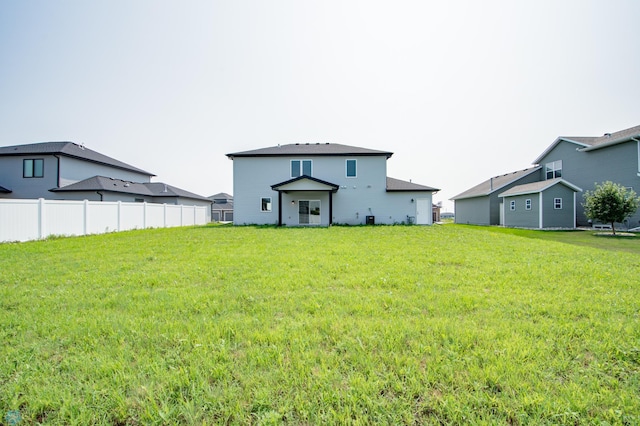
[
  {"xmin": 226, "ymin": 143, "xmax": 439, "ymax": 226},
  {"xmin": 209, "ymin": 192, "xmax": 234, "ymax": 222},
  {"xmin": 451, "ymin": 167, "xmax": 542, "ymax": 225},
  {"xmin": 498, "ymin": 179, "xmax": 582, "ymax": 229},
  {"xmin": 0, "ymin": 142, "xmax": 211, "ymax": 214},
  {"xmin": 453, "ymin": 124, "xmax": 640, "ymax": 229},
  {"xmin": 533, "ymin": 124, "xmax": 640, "ymax": 228}
]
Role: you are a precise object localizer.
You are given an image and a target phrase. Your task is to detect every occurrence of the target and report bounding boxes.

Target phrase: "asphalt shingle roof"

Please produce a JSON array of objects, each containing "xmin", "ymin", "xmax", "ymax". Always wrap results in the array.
[
  {"xmin": 227, "ymin": 143, "xmax": 393, "ymax": 158},
  {"xmin": 51, "ymin": 176, "xmax": 209, "ymax": 201},
  {"xmin": 386, "ymin": 177, "xmax": 439, "ymax": 192},
  {"xmin": 498, "ymin": 178, "xmax": 582, "ymax": 197},
  {"xmin": 0, "ymin": 142, "xmax": 154, "ymax": 176},
  {"xmin": 451, "ymin": 166, "xmax": 542, "ymax": 200}
]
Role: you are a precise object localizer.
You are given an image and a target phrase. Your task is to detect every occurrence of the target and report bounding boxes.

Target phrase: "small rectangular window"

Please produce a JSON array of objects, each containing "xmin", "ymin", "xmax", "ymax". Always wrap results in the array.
[
  {"xmin": 261, "ymin": 197, "xmax": 272, "ymax": 212},
  {"xmin": 302, "ymin": 160, "xmax": 312, "ymax": 176},
  {"xmin": 510, "ymin": 200, "xmax": 516, "ymax": 211},
  {"xmin": 23, "ymin": 159, "xmax": 44, "ymax": 178},
  {"xmin": 525, "ymin": 199, "xmax": 532, "ymax": 210},
  {"xmin": 346, "ymin": 159, "xmax": 357, "ymax": 177},
  {"xmin": 554, "ymin": 198, "xmax": 562, "ymax": 209}
]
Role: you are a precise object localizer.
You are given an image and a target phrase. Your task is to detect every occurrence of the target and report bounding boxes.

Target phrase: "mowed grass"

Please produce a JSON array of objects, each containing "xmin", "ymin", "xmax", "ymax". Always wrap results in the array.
[{"xmin": 0, "ymin": 225, "xmax": 639, "ymax": 424}]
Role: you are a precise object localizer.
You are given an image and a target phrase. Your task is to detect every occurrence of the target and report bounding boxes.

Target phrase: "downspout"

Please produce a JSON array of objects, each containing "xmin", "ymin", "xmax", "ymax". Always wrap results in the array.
[
  {"xmin": 97, "ymin": 191, "xmax": 104, "ymax": 201},
  {"xmin": 53, "ymin": 154, "xmax": 61, "ymax": 188},
  {"xmin": 632, "ymin": 137, "xmax": 640, "ymax": 175}
]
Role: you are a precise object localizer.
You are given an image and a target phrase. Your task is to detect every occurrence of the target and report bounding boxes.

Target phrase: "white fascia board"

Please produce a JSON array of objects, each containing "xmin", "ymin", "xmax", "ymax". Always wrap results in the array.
[{"xmin": 533, "ymin": 138, "xmax": 590, "ymax": 165}]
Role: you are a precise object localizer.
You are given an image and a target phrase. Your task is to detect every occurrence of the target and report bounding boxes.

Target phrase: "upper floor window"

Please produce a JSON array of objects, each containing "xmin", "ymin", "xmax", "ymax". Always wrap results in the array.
[
  {"xmin": 525, "ymin": 199, "xmax": 532, "ymax": 210},
  {"xmin": 23, "ymin": 159, "xmax": 44, "ymax": 178},
  {"xmin": 510, "ymin": 200, "xmax": 516, "ymax": 211},
  {"xmin": 291, "ymin": 160, "xmax": 312, "ymax": 178},
  {"xmin": 346, "ymin": 159, "xmax": 357, "ymax": 178},
  {"xmin": 545, "ymin": 160, "xmax": 562, "ymax": 179}
]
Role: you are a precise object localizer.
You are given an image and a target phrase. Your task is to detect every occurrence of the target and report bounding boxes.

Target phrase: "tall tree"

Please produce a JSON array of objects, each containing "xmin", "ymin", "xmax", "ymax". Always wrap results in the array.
[{"xmin": 583, "ymin": 181, "xmax": 639, "ymax": 235}]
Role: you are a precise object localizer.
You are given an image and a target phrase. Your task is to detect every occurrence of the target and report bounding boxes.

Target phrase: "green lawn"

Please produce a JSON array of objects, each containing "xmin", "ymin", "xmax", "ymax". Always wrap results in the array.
[{"xmin": 1, "ymin": 225, "xmax": 639, "ymax": 424}]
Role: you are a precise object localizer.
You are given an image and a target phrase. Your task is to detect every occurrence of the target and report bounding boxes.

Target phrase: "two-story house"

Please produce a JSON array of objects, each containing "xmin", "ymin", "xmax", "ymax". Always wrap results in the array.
[
  {"xmin": 452, "ymin": 124, "xmax": 640, "ymax": 229},
  {"xmin": 0, "ymin": 141, "xmax": 211, "ymax": 209},
  {"xmin": 226, "ymin": 143, "xmax": 439, "ymax": 226}
]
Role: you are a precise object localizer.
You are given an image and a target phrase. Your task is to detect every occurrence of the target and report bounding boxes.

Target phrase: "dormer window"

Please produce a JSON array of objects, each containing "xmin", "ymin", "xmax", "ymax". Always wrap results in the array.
[
  {"xmin": 23, "ymin": 159, "xmax": 44, "ymax": 178},
  {"xmin": 291, "ymin": 160, "xmax": 312, "ymax": 177},
  {"xmin": 545, "ymin": 160, "xmax": 562, "ymax": 179}
]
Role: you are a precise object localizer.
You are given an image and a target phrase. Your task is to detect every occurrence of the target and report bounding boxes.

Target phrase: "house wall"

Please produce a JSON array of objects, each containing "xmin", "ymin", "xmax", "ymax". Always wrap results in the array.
[
  {"xmin": 454, "ymin": 169, "xmax": 542, "ymax": 226},
  {"xmin": 454, "ymin": 197, "xmax": 491, "ymax": 225},
  {"xmin": 537, "ymin": 140, "xmax": 640, "ymax": 227},
  {"xmin": 0, "ymin": 154, "xmax": 152, "ymax": 200},
  {"xmin": 0, "ymin": 155, "xmax": 59, "ymax": 199},
  {"xmin": 232, "ymin": 155, "xmax": 433, "ymax": 225},
  {"xmin": 541, "ymin": 185, "xmax": 575, "ymax": 228},
  {"xmin": 503, "ymin": 194, "xmax": 540, "ymax": 228}
]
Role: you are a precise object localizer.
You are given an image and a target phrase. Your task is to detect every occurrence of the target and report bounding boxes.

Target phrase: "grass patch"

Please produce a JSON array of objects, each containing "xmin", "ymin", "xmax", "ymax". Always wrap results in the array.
[
  {"xmin": 458, "ymin": 224, "xmax": 640, "ymax": 255},
  {"xmin": 1, "ymin": 225, "xmax": 639, "ymax": 424}
]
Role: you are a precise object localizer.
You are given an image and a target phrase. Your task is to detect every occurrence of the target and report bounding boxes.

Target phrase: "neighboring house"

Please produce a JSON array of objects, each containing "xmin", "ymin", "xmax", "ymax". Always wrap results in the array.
[
  {"xmin": 498, "ymin": 179, "xmax": 582, "ymax": 229},
  {"xmin": 453, "ymin": 124, "xmax": 640, "ymax": 229},
  {"xmin": 0, "ymin": 142, "xmax": 211, "ymax": 213},
  {"xmin": 209, "ymin": 192, "xmax": 234, "ymax": 222},
  {"xmin": 226, "ymin": 143, "xmax": 439, "ymax": 226},
  {"xmin": 451, "ymin": 167, "xmax": 543, "ymax": 225},
  {"xmin": 533, "ymin": 124, "xmax": 640, "ymax": 228}
]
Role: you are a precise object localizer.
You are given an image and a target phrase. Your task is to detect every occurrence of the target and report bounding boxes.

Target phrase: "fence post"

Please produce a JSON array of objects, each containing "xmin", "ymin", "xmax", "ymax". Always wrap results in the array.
[
  {"xmin": 143, "ymin": 202, "xmax": 147, "ymax": 229},
  {"xmin": 117, "ymin": 201, "xmax": 122, "ymax": 231},
  {"xmin": 38, "ymin": 198, "xmax": 46, "ymax": 239},
  {"xmin": 181, "ymin": 204, "xmax": 184, "ymax": 226},
  {"xmin": 83, "ymin": 199, "xmax": 89, "ymax": 235},
  {"xmin": 163, "ymin": 204, "xmax": 167, "ymax": 227}
]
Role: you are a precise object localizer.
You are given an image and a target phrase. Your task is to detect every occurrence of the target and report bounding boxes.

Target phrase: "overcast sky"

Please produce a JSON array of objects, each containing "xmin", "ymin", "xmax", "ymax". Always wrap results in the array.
[{"xmin": 1, "ymin": 1, "xmax": 639, "ymax": 210}]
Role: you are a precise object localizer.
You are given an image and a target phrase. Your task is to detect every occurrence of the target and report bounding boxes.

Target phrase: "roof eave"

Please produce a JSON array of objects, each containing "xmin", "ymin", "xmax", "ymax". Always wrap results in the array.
[
  {"xmin": 578, "ymin": 134, "xmax": 640, "ymax": 152},
  {"xmin": 533, "ymin": 138, "xmax": 591, "ymax": 164}
]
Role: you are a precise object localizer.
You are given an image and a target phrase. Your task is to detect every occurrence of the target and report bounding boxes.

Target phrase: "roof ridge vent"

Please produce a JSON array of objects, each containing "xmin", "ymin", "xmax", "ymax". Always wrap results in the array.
[{"xmin": 604, "ymin": 133, "xmax": 611, "ymax": 137}]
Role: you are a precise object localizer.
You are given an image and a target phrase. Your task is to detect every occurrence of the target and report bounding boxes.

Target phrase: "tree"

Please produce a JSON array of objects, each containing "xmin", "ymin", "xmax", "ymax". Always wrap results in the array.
[{"xmin": 582, "ymin": 181, "xmax": 639, "ymax": 235}]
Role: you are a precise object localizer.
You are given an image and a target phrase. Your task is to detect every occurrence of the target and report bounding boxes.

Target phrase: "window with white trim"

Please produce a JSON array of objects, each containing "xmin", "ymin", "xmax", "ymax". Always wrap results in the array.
[
  {"xmin": 291, "ymin": 160, "xmax": 312, "ymax": 178},
  {"xmin": 525, "ymin": 199, "xmax": 532, "ymax": 210},
  {"xmin": 23, "ymin": 159, "xmax": 44, "ymax": 178},
  {"xmin": 510, "ymin": 200, "xmax": 516, "ymax": 211},
  {"xmin": 545, "ymin": 160, "xmax": 562, "ymax": 179},
  {"xmin": 346, "ymin": 159, "xmax": 357, "ymax": 178},
  {"xmin": 261, "ymin": 197, "xmax": 272, "ymax": 212},
  {"xmin": 554, "ymin": 198, "xmax": 562, "ymax": 209}
]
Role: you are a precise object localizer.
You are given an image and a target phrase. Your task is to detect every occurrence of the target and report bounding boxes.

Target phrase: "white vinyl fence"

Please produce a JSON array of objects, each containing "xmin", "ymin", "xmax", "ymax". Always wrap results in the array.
[{"xmin": 0, "ymin": 198, "xmax": 209, "ymax": 243}]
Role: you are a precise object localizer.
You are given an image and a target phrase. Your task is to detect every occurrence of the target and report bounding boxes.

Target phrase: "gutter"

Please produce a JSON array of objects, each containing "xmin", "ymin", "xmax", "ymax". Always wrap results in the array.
[{"xmin": 578, "ymin": 134, "xmax": 640, "ymax": 152}]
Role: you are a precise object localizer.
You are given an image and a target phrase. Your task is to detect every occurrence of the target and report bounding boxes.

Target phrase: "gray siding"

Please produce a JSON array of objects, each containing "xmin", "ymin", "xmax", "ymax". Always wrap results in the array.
[
  {"xmin": 538, "ymin": 140, "xmax": 640, "ymax": 227},
  {"xmin": 455, "ymin": 197, "xmax": 491, "ymax": 225},
  {"xmin": 541, "ymin": 185, "xmax": 575, "ymax": 228},
  {"xmin": 454, "ymin": 169, "xmax": 542, "ymax": 225},
  {"xmin": 0, "ymin": 155, "xmax": 59, "ymax": 199},
  {"xmin": 503, "ymin": 194, "xmax": 540, "ymax": 228}
]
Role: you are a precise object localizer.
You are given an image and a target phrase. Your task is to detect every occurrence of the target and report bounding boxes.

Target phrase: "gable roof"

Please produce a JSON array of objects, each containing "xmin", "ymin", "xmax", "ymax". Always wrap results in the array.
[
  {"xmin": 534, "ymin": 124, "xmax": 640, "ymax": 164},
  {"xmin": 0, "ymin": 142, "xmax": 154, "ymax": 176},
  {"xmin": 227, "ymin": 143, "xmax": 393, "ymax": 159},
  {"xmin": 271, "ymin": 175, "xmax": 340, "ymax": 192},
  {"xmin": 451, "ymin": 166, "xmax": 542, "ymax": 200},
  {"xmin": 498, "ymin": 178, "xmax": 582, "ymax": 198},
  {"xmin": 51, "ymin": 176, "xmax": 209, "ymax": 201},
  {"xmin": 208, "ymin": 192, "xmax": 233, "ymax": 200},
  {"xmin": 386, "ymin": 177, "xmax": 439, "ymax": 192}
]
